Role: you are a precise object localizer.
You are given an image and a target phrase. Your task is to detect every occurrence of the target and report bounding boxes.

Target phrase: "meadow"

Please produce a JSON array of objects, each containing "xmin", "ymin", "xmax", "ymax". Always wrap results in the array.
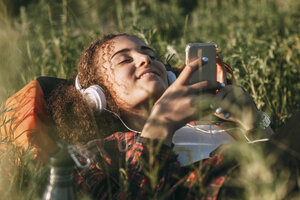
[{"xmin": 0, "ymin": 0, "xmax": 299, "ymax": 199}]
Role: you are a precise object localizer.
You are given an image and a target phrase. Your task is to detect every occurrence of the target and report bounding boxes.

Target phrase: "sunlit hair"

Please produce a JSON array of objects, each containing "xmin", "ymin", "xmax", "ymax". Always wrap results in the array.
[{"xmin": 48, "ymin": 33, "xmax": 133, "ymax": 144}]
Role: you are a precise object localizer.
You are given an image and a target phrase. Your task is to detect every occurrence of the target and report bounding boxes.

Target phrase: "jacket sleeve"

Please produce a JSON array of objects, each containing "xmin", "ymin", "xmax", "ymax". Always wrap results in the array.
[{"xmin": 0, "ymin": 79, "xmax": 57, "ymax": 162}]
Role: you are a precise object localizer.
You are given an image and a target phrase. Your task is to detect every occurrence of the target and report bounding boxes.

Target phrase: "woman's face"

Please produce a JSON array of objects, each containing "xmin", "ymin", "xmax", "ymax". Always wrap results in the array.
[{"xmin": 98, "ymin": 35, "xmax": 168, "ymax": 111}]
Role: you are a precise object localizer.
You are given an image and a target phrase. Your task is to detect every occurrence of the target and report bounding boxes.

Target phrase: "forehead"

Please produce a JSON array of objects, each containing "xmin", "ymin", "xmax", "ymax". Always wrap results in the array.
[
  {"xmin": 98, "ymin": 35, "xmax": 149, "ymax": 69},
  {"xmin": 110, "ymin": 36, "xmax": 148, "ymax": 53}
]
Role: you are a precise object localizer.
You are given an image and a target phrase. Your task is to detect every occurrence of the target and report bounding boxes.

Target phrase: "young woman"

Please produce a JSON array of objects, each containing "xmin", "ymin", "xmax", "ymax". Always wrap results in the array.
[
  {"xmin": 46, "ymin": 33, "xmax": 279, "ymax": 199},
  {"xmin": 49, "ymin": 33, "xmax": 269, "ymax": 144}
]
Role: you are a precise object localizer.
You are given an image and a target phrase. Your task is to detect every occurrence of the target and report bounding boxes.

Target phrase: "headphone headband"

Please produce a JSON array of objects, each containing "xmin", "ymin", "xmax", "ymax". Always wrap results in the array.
[{"xmin": 75, "ymin": 75, "xmax": 83, "ymax": 91}]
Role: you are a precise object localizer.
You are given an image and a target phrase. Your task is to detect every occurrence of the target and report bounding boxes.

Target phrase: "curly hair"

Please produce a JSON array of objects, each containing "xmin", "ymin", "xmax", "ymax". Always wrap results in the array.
[{"xmin": 48, "ymin": 34, "xmax": 132, "ymax": 144}]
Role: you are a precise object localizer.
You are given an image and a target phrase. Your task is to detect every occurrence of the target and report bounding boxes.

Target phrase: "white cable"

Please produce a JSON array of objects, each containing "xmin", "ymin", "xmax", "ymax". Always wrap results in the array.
[
  {"xmin": 104, "ymin": 108, "xmax": 142, "ymax": 134},
  {"xmin": 185, "ymin": 123, "xmax": 241, "ymax": 134},
  {"xmin": 247, "ymin": 138, "xmax": 269, "ymax": 144},
  {"xmin": 101, "ymin": 109, "xmax": 269, "ymax": 144},
  {"xmin": 185, "ymin": 123, "xmax": 269, "ymax": 144}
]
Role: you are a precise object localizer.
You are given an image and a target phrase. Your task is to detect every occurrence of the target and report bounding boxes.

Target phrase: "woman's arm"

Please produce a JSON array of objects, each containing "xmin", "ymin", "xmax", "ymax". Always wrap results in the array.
[
  {"xmin": 141, "ymin": 58, "xmax": 273, "ymax": 144},
  {"xmin": 141, "ymin": 59, "xmax": 222, "ymax": 146}
]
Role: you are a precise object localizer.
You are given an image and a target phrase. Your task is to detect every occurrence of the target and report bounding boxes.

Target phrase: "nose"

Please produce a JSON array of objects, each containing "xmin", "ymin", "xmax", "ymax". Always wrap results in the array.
[{"xmin": 136, "ymin": 53, "xmax": 151, "ymax": 68}]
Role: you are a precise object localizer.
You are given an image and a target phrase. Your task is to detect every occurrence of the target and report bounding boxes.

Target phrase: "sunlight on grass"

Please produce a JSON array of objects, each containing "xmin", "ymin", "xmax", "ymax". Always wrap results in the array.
[{"xmin": 0, "ymin": 0, "xmax": 299, "ymax": 199}]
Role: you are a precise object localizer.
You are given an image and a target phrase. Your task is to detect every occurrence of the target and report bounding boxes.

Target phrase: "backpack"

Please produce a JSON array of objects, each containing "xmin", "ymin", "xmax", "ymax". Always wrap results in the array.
[{"xmin": 0, "ymin": 77, "xmax": 66, "ymax": 162}]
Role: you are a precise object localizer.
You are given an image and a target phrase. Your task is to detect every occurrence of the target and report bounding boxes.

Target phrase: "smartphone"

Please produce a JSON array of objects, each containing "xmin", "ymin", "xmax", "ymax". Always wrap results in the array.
[{"xmin": 185, "ymin": 43, "xmax": 219, "ymax": 84}]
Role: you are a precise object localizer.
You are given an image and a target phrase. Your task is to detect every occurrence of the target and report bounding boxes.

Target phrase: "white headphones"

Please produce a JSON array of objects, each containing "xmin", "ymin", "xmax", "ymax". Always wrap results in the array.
[
  {"xmin": 75, "ymin": 71, "xmax": 176, "ymax": 112},
  {"xmin": 75, "ymin": 76, "xmax": 107, "ymax": 112}
]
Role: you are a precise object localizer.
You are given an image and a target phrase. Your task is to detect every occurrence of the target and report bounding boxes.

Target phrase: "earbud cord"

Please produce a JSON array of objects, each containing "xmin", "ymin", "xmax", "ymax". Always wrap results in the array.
[
  {"xmin": 185, "ymin": 123, "xmax": 269, "ymax": 144},
  {"xmin": 104, "ymin": 108, "xmax": 142, "ymax": 134},
  {"xmin": 103, "ymin": 108, "xmax": 268, "ymax": 143},
  {"xmin": 75, "ymin": 76, "xmax": 141, "ymax": 134}
]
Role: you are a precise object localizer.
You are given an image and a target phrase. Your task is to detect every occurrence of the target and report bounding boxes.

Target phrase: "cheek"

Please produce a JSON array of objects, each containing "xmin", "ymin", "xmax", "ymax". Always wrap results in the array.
[
  {"xmin": 110, "ymin": 67, "xmax": 136, "ymax": 100},
  {"xmin": 113, "ymin": 68, "xmax": 134, "ymax": 82},
  {"xmin": 112, "ymin": 68, "xmax": 137, "ymax": 95},
  {"xmin": 101, "ymin": 62, "xmax": 134, "ymax": 85},
  {"xmin": 95, "ymin": 63, "xmax": 124, "ymax": 101}
]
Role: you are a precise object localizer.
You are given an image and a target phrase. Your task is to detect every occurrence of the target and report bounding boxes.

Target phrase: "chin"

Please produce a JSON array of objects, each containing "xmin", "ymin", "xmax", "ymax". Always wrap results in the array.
[
  {"xmin": 136, "ymin": 83, "xmax": 166, "ymax": 103},
  {"xmin": 149, "ymin": 81, "xmax": 167, "ymax": 95}
]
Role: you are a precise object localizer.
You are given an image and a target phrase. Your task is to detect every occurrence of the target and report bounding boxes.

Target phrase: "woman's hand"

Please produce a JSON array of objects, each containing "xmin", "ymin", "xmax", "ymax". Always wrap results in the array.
[
  {"xmin": 141, "ymin": 59, "xmax": 222, "ymax": 146},
  {"xmin": 213, "ymin": 85, "xmax": 260, "ymax": 131}
]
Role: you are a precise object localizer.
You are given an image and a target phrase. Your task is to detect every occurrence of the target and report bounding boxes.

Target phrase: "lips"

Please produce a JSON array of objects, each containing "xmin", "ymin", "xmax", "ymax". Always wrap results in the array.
[{"xmin": 137, "ymin": 69, "xmax": 160, "ymax": 79}]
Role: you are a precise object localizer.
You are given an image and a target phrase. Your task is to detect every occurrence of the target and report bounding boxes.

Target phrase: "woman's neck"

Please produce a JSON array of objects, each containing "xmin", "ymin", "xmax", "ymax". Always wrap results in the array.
[{"xmin": 121, "ymin": 108, "xmax": 149, "ymax": 132}]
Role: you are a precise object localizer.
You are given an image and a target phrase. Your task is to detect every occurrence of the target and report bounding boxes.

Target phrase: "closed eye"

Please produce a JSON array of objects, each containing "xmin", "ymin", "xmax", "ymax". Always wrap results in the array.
[
  {"xmin": 142, "ymin": 50, "xmax": 157, "ymax": 60},
  {"xmin": 119, "ymin": 57, "xmax": 133, "ymax": 64},
  {"xmin": 149, "ymin": 55, "xmax": 157, "ymax": 60}
]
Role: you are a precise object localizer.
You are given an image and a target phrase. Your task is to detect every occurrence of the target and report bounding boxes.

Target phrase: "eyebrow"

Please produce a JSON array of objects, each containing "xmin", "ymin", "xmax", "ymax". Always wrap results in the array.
[{"xmin": 110, "ymin": 46, "xmax": 155, "ymax": 61}]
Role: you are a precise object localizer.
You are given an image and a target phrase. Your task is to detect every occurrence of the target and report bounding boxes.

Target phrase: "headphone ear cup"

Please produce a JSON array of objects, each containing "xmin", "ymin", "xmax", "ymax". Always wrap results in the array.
[
  {"xmin": 167, "ymin": 71, "xmax": 176, "ymax": 85},
  {"xmin": 82, "ymin": 85, "xmax": 107, "ymax": 112}
]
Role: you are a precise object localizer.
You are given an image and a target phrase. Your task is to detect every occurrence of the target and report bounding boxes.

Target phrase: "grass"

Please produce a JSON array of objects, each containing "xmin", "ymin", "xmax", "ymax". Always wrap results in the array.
[{"xmin": 0, "ymin": 0, "xmax": 300, "ymax": 199}]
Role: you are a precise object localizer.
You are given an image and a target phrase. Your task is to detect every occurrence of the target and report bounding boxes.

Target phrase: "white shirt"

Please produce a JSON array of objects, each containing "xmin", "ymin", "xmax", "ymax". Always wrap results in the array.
[{"xmin": 172, "ymin": 124, "xmax": 235, "ymax": 166}]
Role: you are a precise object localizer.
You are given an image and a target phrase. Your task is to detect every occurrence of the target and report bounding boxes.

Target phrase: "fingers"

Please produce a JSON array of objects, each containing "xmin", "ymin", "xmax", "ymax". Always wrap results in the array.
[
  {"xmin": 213, "ymin": 101, "xmax": 236, "ymax": 121},
  {"xmin": 216, "ymin": 53, "xmax": 223, "ymax": 61},
  {"xmin": 175, "ymin": 58, "xmax": 202, "ymax": 85},
  {"xmin": 188, "ymin": 80, "xmax": 222, "ymax": 94},
  {"xmin": 212, "ymin": 85, "xmax": 260, "ymax": 130},
  {"xmin": 214, "ymin": 86, "xmax": 246, "ymax": 117},
  {"xmin": 211, "ymin": 85, "xmax": 240, "ymax": 120}
]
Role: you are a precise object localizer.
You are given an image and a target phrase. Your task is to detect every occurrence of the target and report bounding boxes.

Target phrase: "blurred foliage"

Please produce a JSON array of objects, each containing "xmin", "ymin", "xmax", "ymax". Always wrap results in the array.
[
  {"xmin": 0, "ymin": 0, "xmax": 299, "ymax": 127},
  {"xmin": 0, "ymin": 142, "xmax": 48, "ymax": 200},
  {"xmin": 0, "ymin": 0, "xmax": 300, "ymax": 199}
]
